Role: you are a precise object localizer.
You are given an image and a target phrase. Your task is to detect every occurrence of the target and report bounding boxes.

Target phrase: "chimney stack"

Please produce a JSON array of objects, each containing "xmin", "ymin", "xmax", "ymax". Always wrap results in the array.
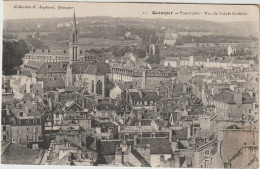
[{"xmin": 134, "ymin": 135, "xmax": 138, "ymax": 147}]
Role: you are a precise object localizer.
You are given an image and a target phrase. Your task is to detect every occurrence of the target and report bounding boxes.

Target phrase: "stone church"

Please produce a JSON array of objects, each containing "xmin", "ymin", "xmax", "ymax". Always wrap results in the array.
[{"xmin": 65, "ymin": 12, "xmax": 111, "ymax": 98}]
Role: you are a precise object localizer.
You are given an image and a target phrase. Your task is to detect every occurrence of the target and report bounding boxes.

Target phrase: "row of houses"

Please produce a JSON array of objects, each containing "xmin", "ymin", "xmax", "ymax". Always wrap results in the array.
[{"xmin": 161, "ymin": 55, "xmax": 254, "ymax": 69}]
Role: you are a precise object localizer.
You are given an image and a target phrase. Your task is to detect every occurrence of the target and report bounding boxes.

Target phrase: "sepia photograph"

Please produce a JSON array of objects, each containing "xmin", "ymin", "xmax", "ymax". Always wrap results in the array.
[{"xmin": 1, "ymin": 1, "xmax": 259, "ymax": 168}]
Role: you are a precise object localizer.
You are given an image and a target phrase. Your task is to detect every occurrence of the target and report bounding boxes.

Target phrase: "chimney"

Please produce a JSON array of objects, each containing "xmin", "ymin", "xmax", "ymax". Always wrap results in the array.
[
  {"xmin": 187, "ymin": 125, "xmax": 191, "ymax": 138},
  {"xmin": 48, "ymin": 98, "xmax": 53, "ymax": 112},
  {"xmin": 169, "ymin": 129, "xmax": 172, "ymax": 142},
  {"xmin": 141, "ymin": 70, "xmax": 146, "ymax": 89},
  {"xmin": 138, "ymin": 89, "xmax": 143, "ymax": 99},
  {"xmin": 115, "ymin": 146, "xmax": 123, "ymax": 165},
  {"xmin": 134, "ymin": 135, "xmax": 138, "ymax": 147}
]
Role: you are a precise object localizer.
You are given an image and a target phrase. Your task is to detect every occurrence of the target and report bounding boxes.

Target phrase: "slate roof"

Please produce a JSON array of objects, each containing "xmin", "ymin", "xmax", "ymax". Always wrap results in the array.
[
  {"xmin": 1, "ymin": 143, "xmax": 40, "ymax": 164},
  {"xmin": 96, "ymin": 100, "xmax": 115, "ymax": 110},
  {"xmin": 37, "ymin": 62, "xmax": 68, "ymax": 74},
  {"xmin": 171, "ymin": 129, "xmax": 188, "ymax": 142},
  {"xmin": 213, "ymin": 90, "xmax": 254, "ymax": 104},
  {"xmin": 65, "ymin": 86, "xmax": 83, "ymax": 93},
  {"xmin": 19, "ymin": 70, "xmax": 32, "ymax": 77},
  {"xmin": 97, "ymin": 140, "xmax": 134, "ymax": 155},
  {"xmin": 71, "ymin": 62, "xmax": 92, "ymax": 74},
  {"xmin": 129, "ymin": 91, "xmax": 162, "ymax": 102},
  {"xmin": 85, "ymin": 62, "xmax": 111, "ymax": 75},
  {"xmin": 138, "ymin": 137, "xmax": 173, "ymax": 154},
  {"xmin": 38, "ymin": 77, "xmax": 65, "ymax": 88},
  {"xmin": 24, "ymin": 60, "xmax": 44, "ymax": 68},
  {"xmin": 27, "ymin": 49, "xmax": 69, "ymax": 56}
]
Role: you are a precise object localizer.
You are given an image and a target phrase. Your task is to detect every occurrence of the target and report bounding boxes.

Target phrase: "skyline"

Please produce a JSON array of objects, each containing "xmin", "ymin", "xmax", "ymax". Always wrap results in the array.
[{"xmin": 3, "ymin": 1, "xmax": 259, "ymax": 23}]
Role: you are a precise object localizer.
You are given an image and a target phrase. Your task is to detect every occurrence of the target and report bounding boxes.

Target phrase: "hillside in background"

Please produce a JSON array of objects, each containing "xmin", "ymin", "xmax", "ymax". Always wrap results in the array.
[{"xmin": 3, "ymin": 16, "xmax": 259, "ymax": 38}]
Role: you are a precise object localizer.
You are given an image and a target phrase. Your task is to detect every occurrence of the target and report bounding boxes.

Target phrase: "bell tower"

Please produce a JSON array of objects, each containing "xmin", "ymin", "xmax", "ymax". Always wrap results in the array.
[{"xmin": 69, "ymin": 11, "xmax": 80, "ymax": 62}]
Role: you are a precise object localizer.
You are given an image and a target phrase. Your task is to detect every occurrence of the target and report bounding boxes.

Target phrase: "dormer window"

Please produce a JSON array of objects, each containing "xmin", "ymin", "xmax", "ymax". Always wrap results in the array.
[{"xmin": 20, "ymin": 112, "xmax": 24, "ymax": 117}]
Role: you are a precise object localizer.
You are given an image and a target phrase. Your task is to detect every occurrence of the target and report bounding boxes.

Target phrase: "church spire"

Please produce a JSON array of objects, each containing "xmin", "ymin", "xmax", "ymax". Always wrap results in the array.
[
  {"xmin": 73, "ymin": 10, "xmax": 77, "ymax": 32},
  {"xmin": 70, "ymin": 10, "xmax": 78, "ymax": 43},
  {"xmin": 69, "ymin": 10, "xmax": 80, "ymax": 62}
]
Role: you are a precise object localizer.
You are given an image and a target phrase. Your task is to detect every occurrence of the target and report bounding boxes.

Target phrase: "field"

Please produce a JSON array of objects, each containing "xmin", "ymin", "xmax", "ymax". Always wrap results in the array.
[{"xmin": 44, "ymin": 37, "xmax": 143, "ymax": 50}]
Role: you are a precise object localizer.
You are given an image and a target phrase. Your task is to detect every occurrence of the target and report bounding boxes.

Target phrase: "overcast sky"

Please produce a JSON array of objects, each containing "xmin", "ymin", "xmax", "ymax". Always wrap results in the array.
[{"xmin": 3, "ymin": 1, "xmax": 259, "ymax": 23}]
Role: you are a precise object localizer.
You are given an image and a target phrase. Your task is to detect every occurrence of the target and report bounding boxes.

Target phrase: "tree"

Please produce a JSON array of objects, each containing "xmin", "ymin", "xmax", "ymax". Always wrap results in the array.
[{"xmin": 3, "ymin": 40, "xmax": 29, "ymax": 75}]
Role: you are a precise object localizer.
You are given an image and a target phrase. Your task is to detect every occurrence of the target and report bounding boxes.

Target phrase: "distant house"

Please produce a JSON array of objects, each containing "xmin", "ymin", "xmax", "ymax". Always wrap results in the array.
[
  {"xmin": 11, "ymin": 101, "xmax": 44, "ymax": 149},
  {"xmin": 161, "ymin": 56, "xmax": 194, "ymax": 68},
  {"xmin": 193, "ymin": 138, "xmax": 218, "ymax": 168},
  {"xmin": 36, "ymin": 62, "xmax": 68, "ymax": 79},
  {"xmin": 52, "ymin": 101, "xmax": 86, "ymax": 129},
  {"xmin": 212, "ymin": 89, "xmax": 254, "ymax": 120},
  {"xmin": 24, "ymin": 49, "xmax": 70, "ymax": 64},
  {"xmin": 126, "ymin": 89, "xmax": 162, "ymax": 110},
  {"xmin": 124, "ymin": 32, "xmax": 132, "ymax": 39}
]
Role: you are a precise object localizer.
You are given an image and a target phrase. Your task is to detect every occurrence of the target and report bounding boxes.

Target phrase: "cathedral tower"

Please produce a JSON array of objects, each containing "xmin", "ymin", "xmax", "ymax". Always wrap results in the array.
[{"xmin": 69, "ymin": 11, "xmax": 80, "ymax": 62}]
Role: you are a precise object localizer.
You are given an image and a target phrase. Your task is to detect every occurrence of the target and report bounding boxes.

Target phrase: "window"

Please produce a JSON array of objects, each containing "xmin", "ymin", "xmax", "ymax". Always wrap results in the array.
[
  {"xmin": 205, "ymin": 149, "xmax": 210, "ymax": 156},
  {"xmin": 91, "ymin": 80, "xmax": 95, "ymax": 93},
  {"xmin": 24, "ymin": 90, "xmax": 26, "ymax": 93},
  {"xmin": 17, "ymin": 129, "xmax": 21, "ymax": 135},
  {"xmin": 3, "ymin": 126, "xmax": 6, "ymax": 131},
  {"xmin": 96, "ymin": 80, "xmax": 103, "ymax": 95}
]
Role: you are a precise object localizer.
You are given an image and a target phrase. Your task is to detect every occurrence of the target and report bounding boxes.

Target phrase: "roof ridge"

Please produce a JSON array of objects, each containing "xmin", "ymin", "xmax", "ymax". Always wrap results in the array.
[
  {"xmin": 197, "ymin": 138, "xmax": 218, "ymax": 152},
  {"xmin": 131, "ymin": 148, "xmax": 151, "ymax": 167}
]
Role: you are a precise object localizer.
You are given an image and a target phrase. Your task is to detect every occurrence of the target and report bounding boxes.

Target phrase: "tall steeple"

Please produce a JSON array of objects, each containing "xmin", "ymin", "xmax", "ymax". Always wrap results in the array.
[{"xmin": 69, "ymin": 10, "xmax": 80, "ymax": 62}]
